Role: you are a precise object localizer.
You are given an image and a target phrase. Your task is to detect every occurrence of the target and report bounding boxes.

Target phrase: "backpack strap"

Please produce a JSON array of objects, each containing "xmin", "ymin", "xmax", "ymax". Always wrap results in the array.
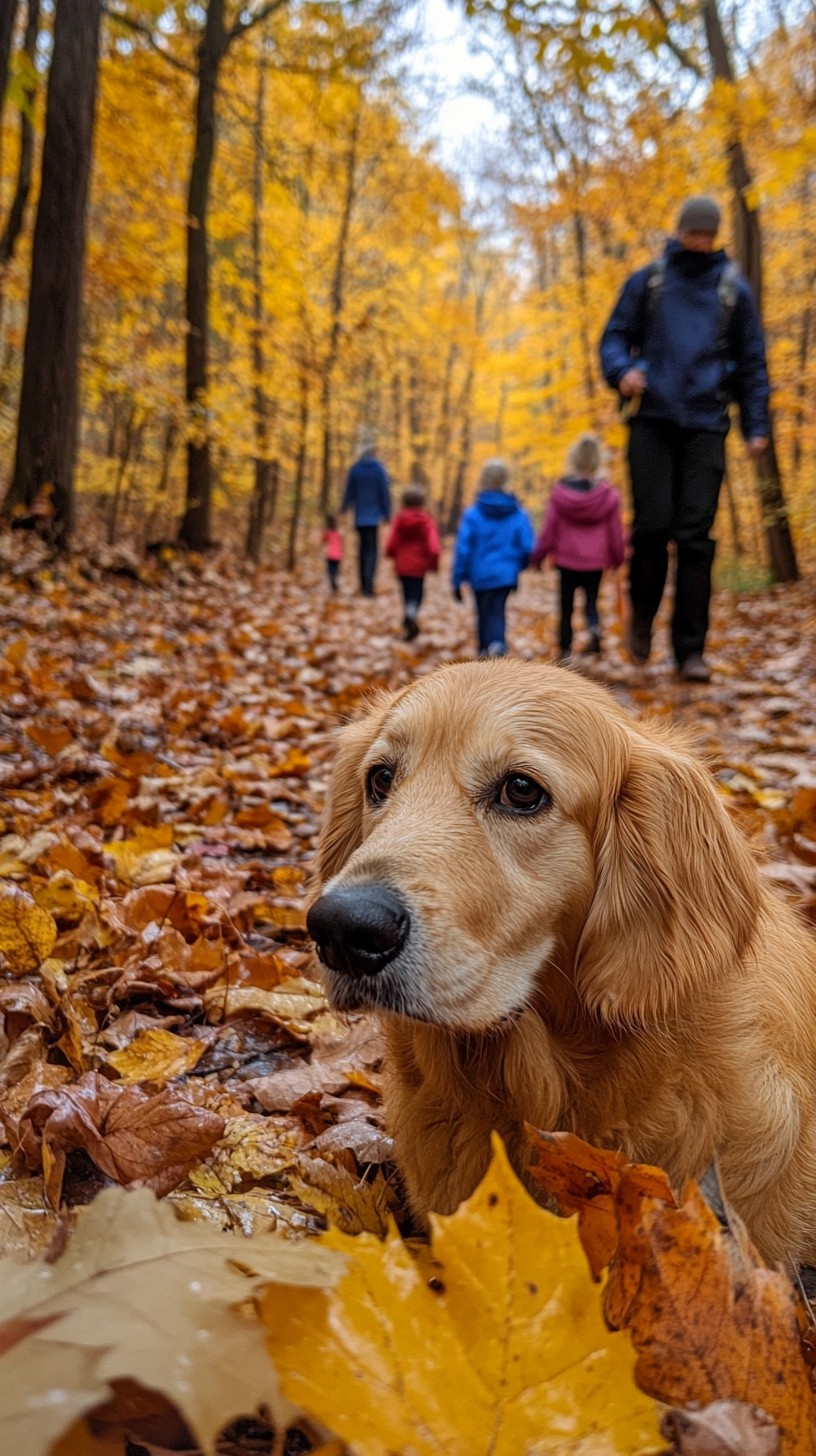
[
  {"xmin": 715, "ymin": 260, "xmax": 741, "ymax": 354},
  {"xmin": 640, "ymin": 254, "xmax": 740, "ymax": 355}
]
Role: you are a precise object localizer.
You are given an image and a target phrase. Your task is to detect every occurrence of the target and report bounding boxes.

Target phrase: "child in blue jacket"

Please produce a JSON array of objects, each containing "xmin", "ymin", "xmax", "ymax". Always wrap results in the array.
[{"xmin": 452, "ymin": 460, "xmax": 534, "ymax": 656}]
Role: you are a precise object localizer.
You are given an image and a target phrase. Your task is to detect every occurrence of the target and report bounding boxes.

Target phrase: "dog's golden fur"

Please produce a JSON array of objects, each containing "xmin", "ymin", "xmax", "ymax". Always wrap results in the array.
[{"xmin": 312, "ymin": 660, "xmax": 816, "ymax": 1266}]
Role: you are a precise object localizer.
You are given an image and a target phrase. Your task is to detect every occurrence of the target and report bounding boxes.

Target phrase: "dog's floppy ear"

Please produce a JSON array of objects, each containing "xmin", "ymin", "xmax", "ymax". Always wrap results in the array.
[
  {"xmin": 313, "ymin": 696, "xmax": 396, "ymax": 889},
  {"xmin": 576, "ymin": 730, "xmax": 761, "ymax": 1025}
]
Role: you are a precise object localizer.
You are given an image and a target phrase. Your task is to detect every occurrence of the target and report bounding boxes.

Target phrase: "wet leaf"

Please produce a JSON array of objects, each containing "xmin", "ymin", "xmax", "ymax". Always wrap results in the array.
[{"xmin": 263, "ymin": 1137, "xmax": 662, "ymax": 1455}]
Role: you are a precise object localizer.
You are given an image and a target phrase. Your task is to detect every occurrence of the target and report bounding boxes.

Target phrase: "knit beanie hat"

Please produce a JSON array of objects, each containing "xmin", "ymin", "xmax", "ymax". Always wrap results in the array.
[
  {"xmin": 677, "ymin": 196, "xmax": 721, "ymax": 235},
  {"xmin": 567, "ymin": 433, "xmax": 601, "ymax": 479},
  {"xmin": 479, "ymin": 458, "xmax": 510, "ymax": 492}
]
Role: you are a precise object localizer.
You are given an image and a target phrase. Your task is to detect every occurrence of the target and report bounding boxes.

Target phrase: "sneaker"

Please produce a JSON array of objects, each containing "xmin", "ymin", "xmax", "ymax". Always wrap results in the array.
[
  {"xmin": 626, "ymin": 617, "xmax": 652, "ymax": 665},
  {"xmin": 403, "ymin": 616, "xmax": 420, "ymax": 641},
  {"xmin": 486, "ymin": 641, "xmax": 506, "ymax": 657},
  {"xmin": 678, "ymin": 653, "xmax": 711, "ymax": 683}
]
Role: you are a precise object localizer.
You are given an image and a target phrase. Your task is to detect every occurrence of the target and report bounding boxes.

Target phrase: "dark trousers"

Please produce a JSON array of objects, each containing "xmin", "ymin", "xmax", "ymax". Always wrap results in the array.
[
  {"xmin": 399, "ymin": 575, "xmax": 424, "ymax": 615},
  {"xmin": 474, "ymin": 586, "xmax": 511, "ymax": 655},
  {"xmin": 356, "ymin": 525, "xmax": 379, "ymax": 596},
  {"xmin": 326, "ymin": 559, "xmax": 340, "ymax": 592},
  {"xmin": 628, "ymin": 418, "xmax": 725, "ymax": 663},
  {"xmin": 558, "ymin": 568, "xmax": 602, "ymax": 654}
]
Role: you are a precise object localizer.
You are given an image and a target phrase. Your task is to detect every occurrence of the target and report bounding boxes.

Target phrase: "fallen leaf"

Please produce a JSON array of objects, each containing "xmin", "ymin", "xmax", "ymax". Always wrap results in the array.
[
  {"xmin": 106, "ymin": 1028, "xmax": 206, "ymax": 1085},
  {"xmin": 525, "ymin": 1127, "xmax": 676, "ymax": 1277},
  {"xmin": 0, "ymin": 1184, "xmax": 342, "ymax": 1455},
  {"xmin": 288, "ymin": 1156, "xmax": 398, "ymax": 1236},
  {"xmin": 606, "ymin": 1182, "xmax": 816, "ymax": 1453},
  {"xmin": 205, "ymin": 979, "xmax": 326, "ymax": 1035},
  {"xmin": 0, "ymin": 883, "xmax": 57, "ymax": 975},
  {"xmin": 18, "ymin": 1071, "xmax": 226, "ymax": 1206},
  {"xmin": 660, "ymin": 1400, "xmax": 781, "ymax": 1455},
  {"xmin": 263, "ymin": 1136, "xmax": 662, "ymax": 1455}
]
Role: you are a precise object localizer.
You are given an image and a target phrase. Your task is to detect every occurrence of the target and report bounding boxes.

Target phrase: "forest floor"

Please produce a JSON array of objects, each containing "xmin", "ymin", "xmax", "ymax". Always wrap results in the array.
[
  {"xmin": 2, "ymin": 536, "xmax": 816, "ymax": 1453},
  {"xmin": 1, "ymin": 536, "xmax": 815, "ymax": 1259}
]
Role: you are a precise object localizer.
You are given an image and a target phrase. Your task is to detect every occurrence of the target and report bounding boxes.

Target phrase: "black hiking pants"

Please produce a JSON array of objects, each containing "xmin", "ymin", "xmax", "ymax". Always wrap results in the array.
[
  {"xmin": 558, "ymin": 568, "xmax": 602, "ymax": 655},
  {"xmin": 628, "ymin": 418, "xmax": 725, "ymax": 664},
  {"xmin": 356, "ymin": 525, "xmax": 379, "ymax": 596}
]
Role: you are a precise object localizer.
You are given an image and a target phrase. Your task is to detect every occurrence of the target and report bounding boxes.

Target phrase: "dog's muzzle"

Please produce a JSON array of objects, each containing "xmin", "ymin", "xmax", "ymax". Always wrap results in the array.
[{"xmin": 307, "ymin": 883, "xmax": 410, "ymax": 978}]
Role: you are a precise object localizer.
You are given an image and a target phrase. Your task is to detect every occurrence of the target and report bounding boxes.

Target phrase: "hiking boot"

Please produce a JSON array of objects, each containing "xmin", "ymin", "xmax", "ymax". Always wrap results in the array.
[
  {"xmin": 678, "ymin": 653, "xmax": 711, "ymax": 684},
  {"xmin": 626, "ymin": 617, "xmax": 652, "ymax": 665},
  {"xmin": 403, "ymin": 616, "xmax": 420, "ymax": 641},
  {"xmin": 583, "ymin": 630, "xmax": 601, "ymax": 656}
]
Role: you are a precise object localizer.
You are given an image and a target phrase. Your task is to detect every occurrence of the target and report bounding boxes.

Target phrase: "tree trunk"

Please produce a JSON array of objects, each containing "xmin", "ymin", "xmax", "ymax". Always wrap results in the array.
[
  {"xmin": 178, "ymin": 0, "xmax": 224, "ymax": 550},
  {"xmin": 572, "ymin": 207, "xmax": 596, "ymax": 408},
  {"xmin": 0, "ymin": 2, "xmax": 18, "ymax": 120},
  {"xmin": 446, "ymin": 360, "xmax": 473, "ymax": 535},
  {"xmin": 0, "ymin": 0, "xmax": 40, "ymax": 277},
  {"xmin": 701, "ymin": 0, "xmax": 798, "ymax": 582},
  {"xmin": 318, "ymin": 95, "xmax": 361, "ymax": 514},
  {"xmin": 286, "ymin": 362, "xmax": 309, "ymax": 571},
  {"xmin": 245, "ymin": 43, "xmax": 276, "ymax": 564},
  {"xmin": 2, "ymin": 0, "xmax": 102, "ymax": 547}
]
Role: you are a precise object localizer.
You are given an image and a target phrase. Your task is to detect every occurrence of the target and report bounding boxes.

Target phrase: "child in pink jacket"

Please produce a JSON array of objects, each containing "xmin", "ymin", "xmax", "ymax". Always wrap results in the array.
[{"xmin": 531, "ymin": 434, "xmax": 625, "ymax": 657}]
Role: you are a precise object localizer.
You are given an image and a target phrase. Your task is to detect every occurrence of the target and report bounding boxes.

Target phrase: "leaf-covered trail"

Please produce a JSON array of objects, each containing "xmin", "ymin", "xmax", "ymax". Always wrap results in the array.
[{"xmin": 0, "ymin": 546, "xmax": 814, "ymax": 1257}]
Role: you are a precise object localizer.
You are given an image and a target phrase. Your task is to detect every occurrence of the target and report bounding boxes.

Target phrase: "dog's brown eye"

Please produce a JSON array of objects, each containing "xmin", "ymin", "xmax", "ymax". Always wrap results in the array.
[
  {"xmin": 496, "ymin": 774, "xmax": 549, "ymax": 814},
  {"xmin": 367, "ymin": 764, "xmax": 394, "ymax": 804}
]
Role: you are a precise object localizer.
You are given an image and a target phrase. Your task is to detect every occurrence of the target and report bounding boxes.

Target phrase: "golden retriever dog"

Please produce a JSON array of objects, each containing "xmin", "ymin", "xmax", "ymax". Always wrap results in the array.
[{"xmin": 306, "ymin": 660, "xmax": 816, "ymax": 1267}]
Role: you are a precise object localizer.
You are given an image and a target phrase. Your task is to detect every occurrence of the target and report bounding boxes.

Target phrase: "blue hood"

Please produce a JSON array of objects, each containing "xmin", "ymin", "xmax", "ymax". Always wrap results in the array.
[{"xmin": 476, "ymin": 490, "xmax": 519, "ymax": 519}]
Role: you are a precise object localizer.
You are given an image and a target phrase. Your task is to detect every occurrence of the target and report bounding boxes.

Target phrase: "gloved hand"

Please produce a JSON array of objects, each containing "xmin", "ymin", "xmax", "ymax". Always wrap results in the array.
[{"xmin": 452, "ymin": 585, "xmax": 463, "ymax": 603}]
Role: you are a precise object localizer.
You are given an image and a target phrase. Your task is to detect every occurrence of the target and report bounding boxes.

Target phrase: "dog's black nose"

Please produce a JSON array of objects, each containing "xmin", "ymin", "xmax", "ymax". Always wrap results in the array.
[{"xmin": 307, "ymin": 884, "xmax": 409, "ymax": 977}]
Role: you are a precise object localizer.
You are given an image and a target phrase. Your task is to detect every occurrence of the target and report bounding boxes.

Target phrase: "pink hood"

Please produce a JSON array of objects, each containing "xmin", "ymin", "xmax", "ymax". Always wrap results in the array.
[{"xmin": 532, "ymin": 477, "xmax": 625, "ymax": 573}]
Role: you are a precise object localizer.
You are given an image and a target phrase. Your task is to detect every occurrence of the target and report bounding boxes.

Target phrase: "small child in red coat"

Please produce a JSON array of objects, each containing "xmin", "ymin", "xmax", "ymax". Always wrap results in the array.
[
  {"xmin": 385, "ymin": 486, "xmax": 440, "ymax": 640},
  {"xmin": 531, "ymin": 434, "xmax": 625, "ymax": 658},
  {"xmin": 323, "ymin": 514, "xmax": 343, "ymax": 593}
]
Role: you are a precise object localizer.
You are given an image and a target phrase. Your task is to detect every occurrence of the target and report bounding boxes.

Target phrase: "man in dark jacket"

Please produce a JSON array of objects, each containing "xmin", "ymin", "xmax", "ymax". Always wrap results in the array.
[
  {"xmin": 600, "ymin": 196, "xmax": 769, "ymax": 682},
  {"xmin": 341, "ymin": 444, "xmax": 392, "ymax": 597}
]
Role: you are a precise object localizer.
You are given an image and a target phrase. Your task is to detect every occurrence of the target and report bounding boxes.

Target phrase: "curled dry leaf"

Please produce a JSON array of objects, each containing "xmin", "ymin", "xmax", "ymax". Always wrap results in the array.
[
  {"xmin": 661, "ymin": 1400, "xmax": 781, "ymax": 1456},
  {"xmin": 288, "ymin": 1156, "xmax": 398, "ymax": 1237},
  {"xmin": 18, "ymin": 1071, "xmax": 226, "ymax": 1206},
  {"xmin": 0, "ymin": 883, "xmax": 57, "ymax": 975},
  {"xmin": 525, "ymin": 1126, "xmax": 676, "ymax": 1277},
  {"xmin": 606, "ymin": 1182, "xmax": 816, "ymax": 1454}
]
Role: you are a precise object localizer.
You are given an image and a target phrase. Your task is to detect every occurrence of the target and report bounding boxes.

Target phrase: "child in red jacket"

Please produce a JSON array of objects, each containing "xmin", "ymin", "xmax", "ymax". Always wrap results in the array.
[
  {"xmin": 532, "ymin": 434, "xmax": 625, "ymax": 658},
  {"xmin": 385, "ymin": 487, "xmax": 440, "ymax": 640}
]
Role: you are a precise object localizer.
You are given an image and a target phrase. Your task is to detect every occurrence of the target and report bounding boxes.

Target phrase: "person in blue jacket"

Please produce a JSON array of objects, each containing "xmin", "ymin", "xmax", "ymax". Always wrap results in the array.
[
  {"xmin": 600, "ymin": 196, "xmax": 769, "ymax": 682},
  {"xmin": 341, "ymin": 443, "xmax": 391, "ymax": 597},
  {"xmin": 452, "ymin": 459, "xmax": 534, "ymax": 656}
]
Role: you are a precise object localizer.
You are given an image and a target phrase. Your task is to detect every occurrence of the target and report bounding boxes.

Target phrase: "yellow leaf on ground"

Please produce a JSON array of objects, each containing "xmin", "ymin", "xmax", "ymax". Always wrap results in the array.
[
  {"xmin": 262, "ymin": 1136, "xmax": 662, "ymax": 1456},
  {"xmin": 0, "ymin": 884, "xmax": 57, "ymax": 974},
  {"xmin": 205, "ymin": 979, "xmax": 326, "ymax": 1034},
  {"xmin": 103, "ymin": 828, "xmax": 178, "ymax": 886},
  {"xmin": 33, "ymin": 871, "xmax": 99, "ymax": 924},
  {"xmin": 107, "ymin": 1027, "xmax": 206, "ymax": 1085}
]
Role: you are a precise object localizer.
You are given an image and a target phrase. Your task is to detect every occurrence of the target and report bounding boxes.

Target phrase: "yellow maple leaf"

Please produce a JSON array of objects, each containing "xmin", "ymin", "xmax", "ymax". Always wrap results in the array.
[
  {"xmin": 0, "ymin": 884, "xmax": 57, "ymax": 975},
  {"xmin": 262, "ymin": 1137, "xmax": 662, "ymax": 1455}
]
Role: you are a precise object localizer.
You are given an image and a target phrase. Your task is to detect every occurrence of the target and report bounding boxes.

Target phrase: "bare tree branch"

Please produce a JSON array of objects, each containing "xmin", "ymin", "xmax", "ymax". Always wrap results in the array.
[
  {"xmin": 647, "ymin": 0, "xmax": 704, "ymax": 77},
  {"xmin": 226, "ymin": 0, "xmax": 289, "ymax": 49},
  {"xmin": 102, "ymin": 6, "xmax": 196, "ymax": 75}
]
